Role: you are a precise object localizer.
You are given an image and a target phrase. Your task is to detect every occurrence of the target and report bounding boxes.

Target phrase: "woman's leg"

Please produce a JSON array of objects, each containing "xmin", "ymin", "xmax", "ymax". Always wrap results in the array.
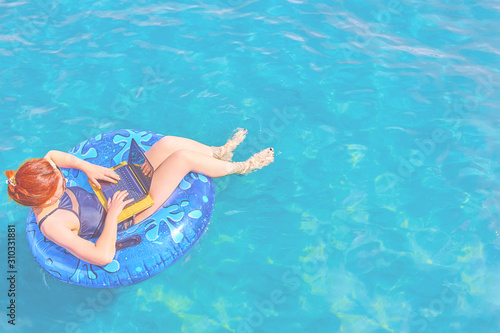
[
  {"xmin": 145, "ymin": 129, "xmax": 247, "ymax": 170},
  {"xmin": 134, "ymin": 148, "xmax": 273, "ymax": 223},
  {"xmin": 145, "ymin": 136, "xmax": 213, "ymax": 171}
]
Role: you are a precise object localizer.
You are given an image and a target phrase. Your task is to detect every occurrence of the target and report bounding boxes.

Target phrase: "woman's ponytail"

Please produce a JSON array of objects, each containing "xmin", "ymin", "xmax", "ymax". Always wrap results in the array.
[{"xmin": 4, "ymin": 159, "xmax": 59, "ymax": 206}]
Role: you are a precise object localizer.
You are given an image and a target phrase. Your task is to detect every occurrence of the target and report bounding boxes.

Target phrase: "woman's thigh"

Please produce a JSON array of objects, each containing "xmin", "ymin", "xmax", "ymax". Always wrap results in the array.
[
  {"xmin": 145, "ymin": 136, "xmax": 212, "ymax": 170},
  {"xmin": 134, "ymin": 150, "xmax": 190, "ymax": 223}
]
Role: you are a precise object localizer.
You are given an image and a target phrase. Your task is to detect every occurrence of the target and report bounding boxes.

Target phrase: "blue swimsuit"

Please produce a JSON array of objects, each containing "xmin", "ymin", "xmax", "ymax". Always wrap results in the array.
[{"xmin": 37, "ymin": 186, "xmax": 106, "ymax": 240}]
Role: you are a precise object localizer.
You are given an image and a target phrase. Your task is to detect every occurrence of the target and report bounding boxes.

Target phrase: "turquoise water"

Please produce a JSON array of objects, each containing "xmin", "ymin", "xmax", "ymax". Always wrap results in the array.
[{"xmin": 1, "ymin": 0, "xmax": 499, "ymax": 332}]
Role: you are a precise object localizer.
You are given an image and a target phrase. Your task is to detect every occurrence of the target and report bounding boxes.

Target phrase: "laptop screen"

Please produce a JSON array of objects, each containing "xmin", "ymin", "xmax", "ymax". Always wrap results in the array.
[{"xmin": 128, "ymin": 139, "xmax": 153, "ymax": 191}]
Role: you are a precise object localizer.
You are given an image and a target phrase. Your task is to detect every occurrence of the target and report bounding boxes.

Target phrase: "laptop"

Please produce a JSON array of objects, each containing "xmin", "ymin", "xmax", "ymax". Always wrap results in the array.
[{"xmin": 89, "ymin": 139, "xmax": 154, "ymax": 223}]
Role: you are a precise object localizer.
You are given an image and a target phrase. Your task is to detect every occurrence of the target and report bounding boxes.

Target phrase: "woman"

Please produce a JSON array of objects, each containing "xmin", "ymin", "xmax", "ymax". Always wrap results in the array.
[{"xmin": 5, "ymin": 129, "xmax": 274, "ymax": 266}]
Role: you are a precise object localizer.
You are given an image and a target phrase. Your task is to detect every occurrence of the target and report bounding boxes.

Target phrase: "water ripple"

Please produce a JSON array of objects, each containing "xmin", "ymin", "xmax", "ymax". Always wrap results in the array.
[{"xmin": 2, "ymin": 1, "xmax": 500, "ymax": 332}]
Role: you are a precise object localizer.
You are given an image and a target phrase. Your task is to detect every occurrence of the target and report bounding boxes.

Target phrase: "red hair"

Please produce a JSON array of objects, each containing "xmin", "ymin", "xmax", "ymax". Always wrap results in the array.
[{"xmin": 5, "ymin": 158, "xmax": 59, "ymax": 207}]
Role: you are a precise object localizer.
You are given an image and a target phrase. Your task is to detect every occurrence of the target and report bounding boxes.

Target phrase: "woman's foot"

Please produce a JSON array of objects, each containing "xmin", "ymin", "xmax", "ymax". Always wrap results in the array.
[
  {"xmin": 230, "ymin": 148, "xmax": 274, "ymax": 175},
  {"xmin": 211, "ymin": 128, "xmax": 248, "ymax": 162}
]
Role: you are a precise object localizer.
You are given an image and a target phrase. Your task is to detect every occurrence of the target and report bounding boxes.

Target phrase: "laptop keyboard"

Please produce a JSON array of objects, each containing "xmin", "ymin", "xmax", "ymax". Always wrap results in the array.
[{"xmin": 114, "ymin": 167, "xmax": 143, "ymax": 202}]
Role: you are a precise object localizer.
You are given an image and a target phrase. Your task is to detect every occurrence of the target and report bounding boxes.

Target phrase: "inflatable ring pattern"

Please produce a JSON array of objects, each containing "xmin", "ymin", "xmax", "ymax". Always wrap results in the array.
[{"xmin": 26, "ymin": 129, "xmax": 215, "ymax": 288}]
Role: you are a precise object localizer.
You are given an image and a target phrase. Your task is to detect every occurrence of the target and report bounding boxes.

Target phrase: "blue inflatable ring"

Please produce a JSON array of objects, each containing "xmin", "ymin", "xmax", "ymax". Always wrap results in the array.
[{"xmin": 26, "ymin": 129, "xmax": 215, "ymax": 288}]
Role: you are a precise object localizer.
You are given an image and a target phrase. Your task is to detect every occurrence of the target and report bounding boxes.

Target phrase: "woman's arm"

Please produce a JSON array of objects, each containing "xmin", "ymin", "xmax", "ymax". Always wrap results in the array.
[
  {"xmin": 94, "ymin": 191, "xmax": 133, "ymax": 263},
  {"xmin": 44, "ymin": 150, "xmax": 92, "ymax": 172},
  {"xmin": 41, "ymin": 215, "xmax": 116, "ymax": 266},
  {"xmin": 40, "ymin": 191, "xmax": 133, "ymax": 266},
  {"xmin": 44, "ymin": 150, "xmax": 120, "ymax": 188}
]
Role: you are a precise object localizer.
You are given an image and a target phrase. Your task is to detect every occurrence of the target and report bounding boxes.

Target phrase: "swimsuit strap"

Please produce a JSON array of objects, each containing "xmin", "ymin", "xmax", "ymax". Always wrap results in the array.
[
  {"xmin": 37, "ymin": 209, "xmax": 59, "ymax": 227},
  {"xmin": 66, "ymin": 188, "xmax": 80, "ymax": 218},
  {"xmin": 38, "ymin": 189, "xmax": 80, "ymax": 229}
]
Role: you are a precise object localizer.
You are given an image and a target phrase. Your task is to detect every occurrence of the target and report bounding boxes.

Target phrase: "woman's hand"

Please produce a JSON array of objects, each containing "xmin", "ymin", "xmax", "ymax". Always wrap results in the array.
[
  {"xmin": 141, "ymin": 161, "xmax": 153, "ymax": 177},
  {"xmin": 106, "ymin": 191, "xmax": 134, "ymax": 218},
  {"xmin": 84, "ymin": 164, "xmax": 121, "ymax": 188}
]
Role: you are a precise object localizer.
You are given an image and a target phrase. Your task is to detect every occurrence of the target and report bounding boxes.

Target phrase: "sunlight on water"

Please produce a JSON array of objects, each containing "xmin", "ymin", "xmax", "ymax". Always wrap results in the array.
[{"xmin": 0, "ymin": 0, "xmax": 499, "ymax": 332}]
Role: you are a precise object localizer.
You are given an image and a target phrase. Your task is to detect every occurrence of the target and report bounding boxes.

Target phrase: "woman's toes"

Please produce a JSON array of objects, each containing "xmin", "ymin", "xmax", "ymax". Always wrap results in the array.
[{"xmin": 232, "ymin": 128, "xmax": 247, "ymax": 143}]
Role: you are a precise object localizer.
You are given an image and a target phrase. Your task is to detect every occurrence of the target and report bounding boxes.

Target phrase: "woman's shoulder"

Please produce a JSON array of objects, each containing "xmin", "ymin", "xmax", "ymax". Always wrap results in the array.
[{"xmin": 37, "ymin": 207, "xmax": 80, "ymax": 234}]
